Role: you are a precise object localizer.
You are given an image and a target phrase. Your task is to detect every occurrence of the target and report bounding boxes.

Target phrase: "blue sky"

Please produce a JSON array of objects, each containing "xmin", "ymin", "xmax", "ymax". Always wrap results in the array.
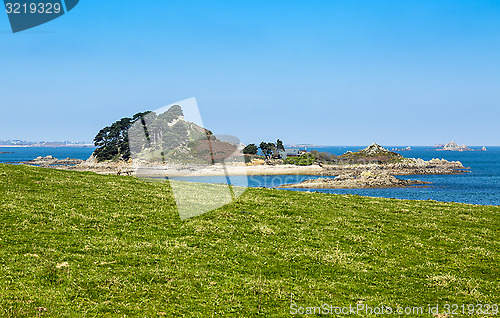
[{"xmin": 1, "ymin": 0, "xmax": 499, "ymax": 146}]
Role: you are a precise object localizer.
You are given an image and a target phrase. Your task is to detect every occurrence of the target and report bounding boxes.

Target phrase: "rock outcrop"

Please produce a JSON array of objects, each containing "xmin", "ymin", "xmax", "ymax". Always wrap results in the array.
[
  {"xmin": 392, "ymin": 146, "xmax": 412, "ymax": 151},
  {"xmin": 322, "ymin": 158, "xmax": 468, "ymax": 176},
  {"xmin": 437, "ymin": 141, "xmax": 472, "ymax": 151},
  {"xmin": 70, "ymin": 154, "xmax": 134, "ymax": 175},
  {"xmin": 276, "ymin": 156, "xmax": 468, "ymax": 189},
  {"xmin": 340, "ymin": 143, "xmax": 403, "ymax": 164},
  {"xmin": 278, "ymin": 172, "xmax": 429, "ymax": 189},
  {"xmin": 21, "ymin": 156, "xmax": 84, "ymax": 166}
]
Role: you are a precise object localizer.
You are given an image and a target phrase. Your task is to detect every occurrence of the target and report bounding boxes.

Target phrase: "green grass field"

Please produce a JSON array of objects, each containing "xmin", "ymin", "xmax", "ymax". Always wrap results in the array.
[{"xmin": 0, "ymin": 164, "xmax": 498, "ymax": 317}]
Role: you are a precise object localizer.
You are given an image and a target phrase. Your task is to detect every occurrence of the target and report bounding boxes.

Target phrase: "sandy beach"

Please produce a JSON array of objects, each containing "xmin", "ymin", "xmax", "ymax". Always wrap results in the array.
[{"xmin": 162, "ymin": 164, "xmax": 324, "ymax": 177}]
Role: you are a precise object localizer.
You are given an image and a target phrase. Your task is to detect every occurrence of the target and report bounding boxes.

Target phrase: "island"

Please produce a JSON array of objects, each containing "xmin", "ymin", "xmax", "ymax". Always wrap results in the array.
[
  {"xmin": 392, "ymin": 146, "xmax": 412, "ymax": 151},
  {"xmin": 15, "ymin": 106, "xmax": 471, "ymax": 190},
  {"xmin": 435, "ymin": 140, "xmax": 487, "ymax": 152}
]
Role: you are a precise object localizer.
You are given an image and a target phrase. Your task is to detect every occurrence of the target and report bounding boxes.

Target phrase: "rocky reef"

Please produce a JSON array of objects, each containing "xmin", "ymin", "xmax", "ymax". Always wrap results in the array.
[
  {"xmin": 392, "ymin": 146, "xmax": 412, "ymax": 151},
  {"xmin": 18, "ymin": 155, "xmax": 84, "ymax": 167},
  {"xmin": 278, "ymin": 172, "xmax": 430, "ymax": 189},
  {"xmin": 434, "ymin": 141, "xmax": 489, "ymax": 152},
  {"xmin": 68, "ymin": 154, "xmax": 134, "ymax": 175},
  {"xmin": 322, "ymin": 157, "xmax": 468, "ymax": 176}
]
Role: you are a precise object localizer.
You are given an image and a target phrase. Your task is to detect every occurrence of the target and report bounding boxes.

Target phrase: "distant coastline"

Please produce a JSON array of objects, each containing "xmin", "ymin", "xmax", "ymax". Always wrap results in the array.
[
  {"xmin": 0, "ymin": 144, "xmax": 94, "ymax": 148},
  {"xmin": 0, "ymin": 145, "xmax": 30, "ymax": 148},
  {"xmin": 0, "ymin": 140, "xmax": 93, "ymax": 148}
]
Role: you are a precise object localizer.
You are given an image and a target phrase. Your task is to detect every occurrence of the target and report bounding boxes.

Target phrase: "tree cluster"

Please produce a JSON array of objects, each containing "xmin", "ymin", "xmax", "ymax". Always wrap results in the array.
[
  {"xmin": 242, "ymin": 143, "xmax": 258, "ymax": 155},
  {"xmin": 93, "ymin": 111, "xmax": 151, "ymax": 162},
  {"xmin": 95, "ymin": 105, "xmax": 232, "ymax": 164},
  {"xmin": 128, "ymin": 105, "xmax": 191, "ymax": 154},
  {"xmin": 243, "ymin": 139, "xmax": 285, "ymax": 158}
]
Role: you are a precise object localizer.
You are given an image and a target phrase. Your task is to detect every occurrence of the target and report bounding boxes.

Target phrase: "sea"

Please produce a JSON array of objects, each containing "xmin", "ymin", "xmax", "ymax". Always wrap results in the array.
[{"xmin": 1, "ymin": 146, "xmax": 499, "ymax": 206}]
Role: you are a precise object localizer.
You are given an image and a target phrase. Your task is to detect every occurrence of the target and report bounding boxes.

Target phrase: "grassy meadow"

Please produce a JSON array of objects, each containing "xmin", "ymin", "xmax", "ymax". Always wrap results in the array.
[{"xmin": 0, "ymin": 164, "xmax": 498, "ymax": 317}]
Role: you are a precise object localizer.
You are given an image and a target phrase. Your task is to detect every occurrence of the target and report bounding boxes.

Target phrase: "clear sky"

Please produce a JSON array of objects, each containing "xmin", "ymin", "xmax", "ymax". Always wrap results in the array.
[{"xmin": 1, "ymin": 0, "xmax": 499, "ymax": 146}]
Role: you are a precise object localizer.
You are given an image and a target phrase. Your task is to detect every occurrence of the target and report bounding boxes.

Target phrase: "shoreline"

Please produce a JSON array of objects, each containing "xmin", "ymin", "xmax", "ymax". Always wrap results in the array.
[
  {"xmin": 6, "ymin": 149, "xmax": 472, "ymax": 190},
  {"xmin": 12, "ymin": 156, "xmax": 469, "ymax": 177},
  {"xmin": 48, "ymin": 158, "xmax": 469, "ymax": 190}
]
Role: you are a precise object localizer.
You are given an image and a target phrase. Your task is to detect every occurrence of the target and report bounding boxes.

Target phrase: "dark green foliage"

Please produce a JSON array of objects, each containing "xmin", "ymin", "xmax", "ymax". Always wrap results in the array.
[
  {"xmin": 243, "ymin": 144, "xmax": 258, "ymax": 155},
  {"xmin": 93, "ymin": 111, "xmax": 151, "ymax": 162},
  {"xmin": 284, "ymin": 153, "xmax": 316, "ymax": 165},
  {"xmin": 162, "ymin": 121, "xmax": 188, "ymax": 150},
  {"xmin": 276, "ymin": 139, "xmax": 284, "ymax": 152},
  {"xmin": 127, "ymin": 105, "xmax": 208, "ymax": 163},
  {"xmin": 161, "ymin": 105, "xmax": 183, "ymax": 123},
  {"xmin": 254, "ymin": 139, "xmax": 285, "ymax": 158},
  {"xmin": 94, "ymin": 105, "xmax": 196, "ymax": 163},
  {"xmin": 259, "ymin": 142, "xmax": 276, "ymax": 158}
]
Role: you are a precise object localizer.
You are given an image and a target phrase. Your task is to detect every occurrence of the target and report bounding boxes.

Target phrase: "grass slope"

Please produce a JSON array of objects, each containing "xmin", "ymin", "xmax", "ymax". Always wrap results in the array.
[{"xmin": 0, "ymin": 164, "xmax": 498, "ymax": 317}]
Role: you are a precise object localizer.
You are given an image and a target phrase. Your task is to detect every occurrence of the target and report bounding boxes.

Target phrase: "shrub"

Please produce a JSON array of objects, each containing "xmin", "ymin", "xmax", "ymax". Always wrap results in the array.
[{"xmin": 284, "ymin": 153, "xmax": 316, "ymax": 166}]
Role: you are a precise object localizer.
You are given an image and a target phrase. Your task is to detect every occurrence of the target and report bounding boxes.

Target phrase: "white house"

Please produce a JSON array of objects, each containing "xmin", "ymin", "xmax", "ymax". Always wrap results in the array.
[{"xmin": 278, "ymin": 148, "xmax": 300, "ymax": 159}]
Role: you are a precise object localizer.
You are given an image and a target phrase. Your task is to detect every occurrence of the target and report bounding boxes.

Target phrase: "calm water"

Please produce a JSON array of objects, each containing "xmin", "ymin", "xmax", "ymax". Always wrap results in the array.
[
  {"xmin": 0, "ymin": 147, "xmax": 96, "ymax": 163},
  {"xmin": 1, "ymin": 146, "xmax": 498, "ymax": 206}
]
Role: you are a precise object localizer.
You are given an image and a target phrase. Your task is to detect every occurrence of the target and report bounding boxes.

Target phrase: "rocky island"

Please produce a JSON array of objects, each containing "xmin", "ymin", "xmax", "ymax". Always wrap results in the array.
[
  {"xmin": 14, "ymin": 104, "xmax": 471, "ymax": 190},
  {"xmin": 392, "ymin": 146, "xmax": 412, "ymax": 151},
  {"xmin": 436, "ymin": 140, "xmax": 472, "ymax": 151},
  {"xmin": 34, "ymin": 143, "xmax": 468, "ymax": 190},
  {"xmin": 435, "ymin": 140, "xmax": 487, "ymax": 152}
]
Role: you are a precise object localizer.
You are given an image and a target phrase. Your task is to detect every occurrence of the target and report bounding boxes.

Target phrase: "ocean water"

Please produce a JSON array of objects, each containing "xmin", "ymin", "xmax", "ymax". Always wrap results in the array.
[
  {"xmin": 0, "ymin": 147, "xmax": 96, "ymax": 163},
  {"xmin": 1, "ymin": 146, "xmax": 498, "ymax": 206}
]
